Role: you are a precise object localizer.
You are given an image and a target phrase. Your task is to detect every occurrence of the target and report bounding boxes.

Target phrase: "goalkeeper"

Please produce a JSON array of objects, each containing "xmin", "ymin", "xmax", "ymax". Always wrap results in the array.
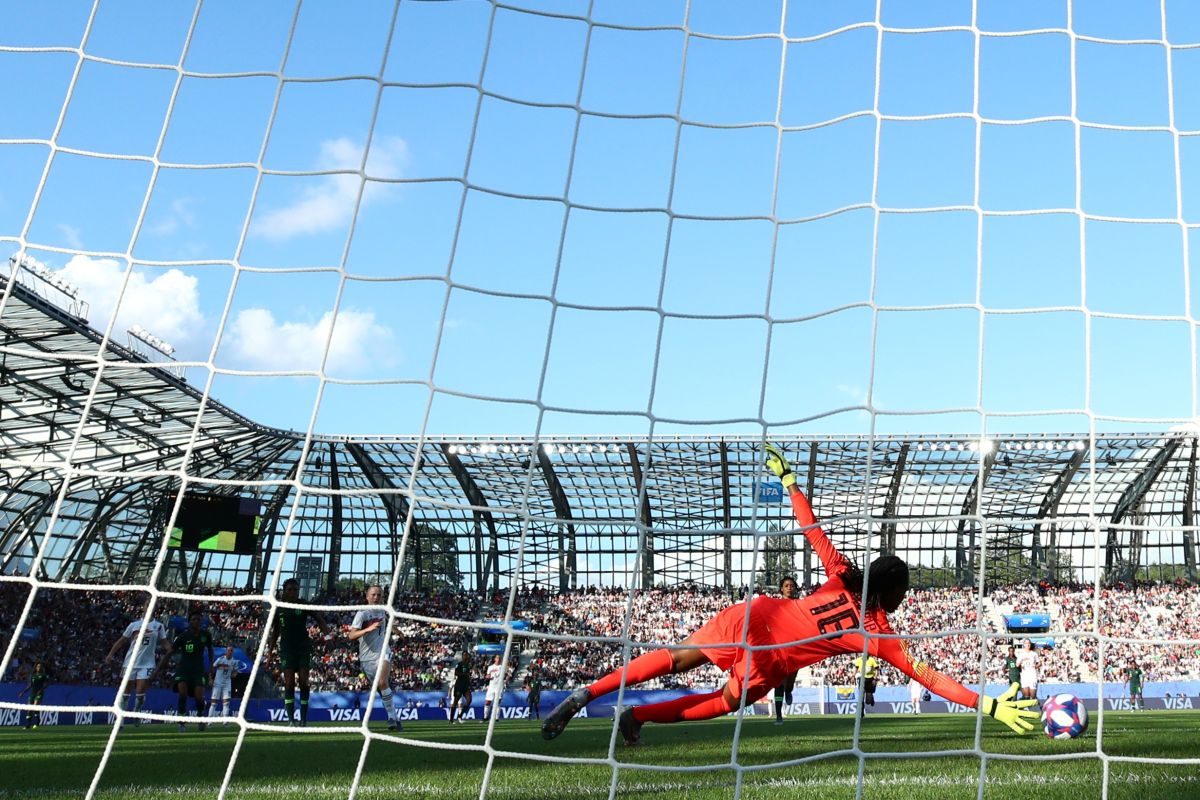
[{"xmin": 543, "ymin": 443, "xmax": 1040, "ymax": 745}]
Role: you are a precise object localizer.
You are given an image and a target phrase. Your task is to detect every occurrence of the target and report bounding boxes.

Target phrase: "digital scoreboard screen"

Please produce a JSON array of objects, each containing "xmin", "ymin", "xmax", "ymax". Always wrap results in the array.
[{"xmin": 167, "ymin": 493, "xmax": 262, "ymax": 555}]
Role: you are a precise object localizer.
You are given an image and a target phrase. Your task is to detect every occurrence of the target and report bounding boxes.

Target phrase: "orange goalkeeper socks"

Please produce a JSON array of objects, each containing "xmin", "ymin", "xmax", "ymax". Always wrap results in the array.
[
  {"xmin": 586, "ymin": 649, "xmax": 675, "ymax": 700},
  {"xmin": 631, "ymin": 690, "xmax": 727, "ymax": 724}
]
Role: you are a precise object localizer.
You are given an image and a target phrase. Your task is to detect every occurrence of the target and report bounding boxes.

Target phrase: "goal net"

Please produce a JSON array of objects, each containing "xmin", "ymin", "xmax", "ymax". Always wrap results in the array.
[{"xmin": 1, "ymin": 1, "xmax": 1198, "ymax": 798}]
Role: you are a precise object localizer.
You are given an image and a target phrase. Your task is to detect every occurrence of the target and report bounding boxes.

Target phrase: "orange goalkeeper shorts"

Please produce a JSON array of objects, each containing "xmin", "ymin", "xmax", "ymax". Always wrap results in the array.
[{"xmin": 688, "ymin": 598, "xmax": 790, "ymax": 697}]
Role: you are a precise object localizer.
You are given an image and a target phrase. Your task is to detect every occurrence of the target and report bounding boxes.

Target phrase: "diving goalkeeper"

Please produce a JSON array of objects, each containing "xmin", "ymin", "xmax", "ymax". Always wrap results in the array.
[{"xmin": 542, "ymin": 443, "xmax": 1039, "ymax": 745}]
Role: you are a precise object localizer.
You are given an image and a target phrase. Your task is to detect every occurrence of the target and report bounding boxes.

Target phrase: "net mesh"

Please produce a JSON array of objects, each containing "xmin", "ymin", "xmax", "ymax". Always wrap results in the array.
[{"xmin": 0, "ymin": 0, "xmax": 1198, "ymax": 798}]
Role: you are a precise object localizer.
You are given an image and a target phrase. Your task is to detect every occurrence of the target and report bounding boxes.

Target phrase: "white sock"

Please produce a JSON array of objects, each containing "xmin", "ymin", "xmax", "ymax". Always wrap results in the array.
[{"xmin": 380, "ymin": 688, "xmax": 395, "ymax": 717}]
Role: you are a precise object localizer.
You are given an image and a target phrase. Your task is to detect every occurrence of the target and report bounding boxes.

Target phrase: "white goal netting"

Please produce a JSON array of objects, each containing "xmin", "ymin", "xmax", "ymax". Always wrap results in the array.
[{"xmin": 1, "ymin": 1, "xmax": 1199, "ymax": 798}]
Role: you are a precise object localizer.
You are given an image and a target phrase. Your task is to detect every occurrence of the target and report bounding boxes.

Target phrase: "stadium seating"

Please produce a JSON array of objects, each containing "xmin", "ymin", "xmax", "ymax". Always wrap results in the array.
[{"xmin": 2, "ymin": 581, "xmax": 1198, "ymax": 692}]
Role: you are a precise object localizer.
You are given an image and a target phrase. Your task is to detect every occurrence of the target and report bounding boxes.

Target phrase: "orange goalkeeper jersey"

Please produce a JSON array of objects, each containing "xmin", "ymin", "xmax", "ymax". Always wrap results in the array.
[{"xmin": 754, "ymin": 489, "xmax": 979, "ymax": 708}]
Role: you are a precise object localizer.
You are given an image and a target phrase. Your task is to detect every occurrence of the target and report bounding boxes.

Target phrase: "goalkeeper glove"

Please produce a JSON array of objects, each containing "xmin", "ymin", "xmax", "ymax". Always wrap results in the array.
[
  {"xmin": 763, "ymin": 443, "xmax": 797, "ymax": 491},
  {"xmin": 979, "ymin": 682, "xmax": 1039, "ymax": 734}
]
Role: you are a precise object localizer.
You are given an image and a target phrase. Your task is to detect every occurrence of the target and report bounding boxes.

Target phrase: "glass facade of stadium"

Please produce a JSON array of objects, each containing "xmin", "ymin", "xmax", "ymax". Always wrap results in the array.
[{"xmin": 1, "ymin": 274, "xmax": 1198, "ymax": 595}]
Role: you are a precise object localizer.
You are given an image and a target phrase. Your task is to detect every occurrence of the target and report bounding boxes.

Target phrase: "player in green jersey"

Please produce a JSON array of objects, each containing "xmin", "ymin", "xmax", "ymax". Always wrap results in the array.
[
  {"xmin": 526, "ymin": 670, "xmax": 542, "ymax": 720},
  {"xmin": 1005, "ymin": 646, "xmax": 1021, "ymax": 687},
  {"xmin": 1126, "ymin": 663, "xmax": 1144, "ymax": 711},
  {"xmin": 155, "ymin": 612, "xmax": 214, "ymax": 731},
  {"xmin": 449, "ymin": 651, "xmax": 473, "ymax": 724},
  {"xmin": 268, "ymin": 578, "xmax": 329, "ymax": 726},
  {"xmin": 17, "ymin": 662, "xmax": 50, "ymax": 729}
]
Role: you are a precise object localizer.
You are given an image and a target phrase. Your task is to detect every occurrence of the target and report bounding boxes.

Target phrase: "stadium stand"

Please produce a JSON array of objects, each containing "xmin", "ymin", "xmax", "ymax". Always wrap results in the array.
[{"xmin": 4, "ymin": 581, "xmax": 1198, "ymax": 692}]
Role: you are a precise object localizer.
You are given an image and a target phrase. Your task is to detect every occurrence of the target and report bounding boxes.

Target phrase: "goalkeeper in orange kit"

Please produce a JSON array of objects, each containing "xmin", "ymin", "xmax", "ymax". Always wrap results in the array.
[{"xmin": 542, "ymin": 443, "xmax": 1039, "ymax": 745}]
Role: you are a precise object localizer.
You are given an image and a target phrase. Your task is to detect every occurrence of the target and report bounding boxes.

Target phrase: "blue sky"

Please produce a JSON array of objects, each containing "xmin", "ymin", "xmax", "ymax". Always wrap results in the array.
[{"xmin": 2, "ymin": 0, "xmax": 1200, "ymax": 440}]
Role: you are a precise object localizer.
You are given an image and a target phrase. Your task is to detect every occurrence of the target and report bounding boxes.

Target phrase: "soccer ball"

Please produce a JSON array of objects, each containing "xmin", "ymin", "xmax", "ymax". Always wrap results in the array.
[{"xmin": 1041, "ymin": 693, "xmax": 1088, "ymax": 739}]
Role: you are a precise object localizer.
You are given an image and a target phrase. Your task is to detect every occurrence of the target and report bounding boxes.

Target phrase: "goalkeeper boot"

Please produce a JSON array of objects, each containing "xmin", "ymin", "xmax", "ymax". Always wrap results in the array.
[
  {"xmin": 617, "ymin": 708, "xmax": 642, "ymax": 746},
  {"xmin": 541, "ymin": 688, "xmax": 590, "ymax": 741}
]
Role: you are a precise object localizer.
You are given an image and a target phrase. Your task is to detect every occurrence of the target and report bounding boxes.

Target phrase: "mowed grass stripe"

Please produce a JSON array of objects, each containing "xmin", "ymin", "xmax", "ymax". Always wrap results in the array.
[
  {"xmin": 1, "ymin": 712, "xmax": 1197, "ymax": 800},
  {"xmin": 3, "ymin": 772, "xmax": 1199, "ymax": 800}
]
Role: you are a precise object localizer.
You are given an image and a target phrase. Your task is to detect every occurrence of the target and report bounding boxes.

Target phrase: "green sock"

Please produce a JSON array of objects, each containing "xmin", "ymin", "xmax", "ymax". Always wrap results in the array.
[{"xmin": 284, "ymin": 697, "xmax": 294, "ymax": 722}]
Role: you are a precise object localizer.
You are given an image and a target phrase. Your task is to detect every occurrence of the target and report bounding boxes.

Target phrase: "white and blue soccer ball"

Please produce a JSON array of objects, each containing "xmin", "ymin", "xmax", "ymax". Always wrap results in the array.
[{"xmin": 1042, "ymin": 693, "xmax": 1088, "ymax": 739}]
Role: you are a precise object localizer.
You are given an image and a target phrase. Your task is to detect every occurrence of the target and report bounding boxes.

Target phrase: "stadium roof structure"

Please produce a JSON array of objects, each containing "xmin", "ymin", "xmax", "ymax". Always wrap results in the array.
[{"xmin": 1, "ymin": 273, "xmax": 1197, "ymax": 594}]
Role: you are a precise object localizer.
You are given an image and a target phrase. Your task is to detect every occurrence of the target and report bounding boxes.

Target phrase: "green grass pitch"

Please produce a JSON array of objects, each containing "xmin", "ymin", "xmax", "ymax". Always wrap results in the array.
[{"xmin": 2, "ymin": 712, "xmax": 1198, "ymax": 799}]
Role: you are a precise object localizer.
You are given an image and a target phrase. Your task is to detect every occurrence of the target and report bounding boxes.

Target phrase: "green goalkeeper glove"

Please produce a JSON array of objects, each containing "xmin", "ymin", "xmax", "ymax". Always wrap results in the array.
[
  {"xmin": 979, "ymin": 682, "xmax": 1039, "ymax": 734},
  {"xmin": 763, "ymin": 443, "xmax": 797, "ymax": 491}
]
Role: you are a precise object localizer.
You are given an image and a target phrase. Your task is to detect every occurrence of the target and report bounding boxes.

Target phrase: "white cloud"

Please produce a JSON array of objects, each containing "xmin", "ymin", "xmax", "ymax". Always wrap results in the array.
[
  {"xmin": 223, "ymin": 307, "xmax": 398, "ymax": 375},
  {"xmin": 146, "ymin": 197, "xmax": 197, "ymax": 237},
  {"xmin": 57, "ymin": 224, "xmax": 83, "ymax": 250},
  {"xmin": 835, "ymin": 383, "xmax": 869, "ymax": 404},
  {"xmin": 57, "ymin": 255, "xmax": 204, "ymax": 346},
  {"xmin": 249, "ymin": 136, "xmax": 410, "ymax": 242}
]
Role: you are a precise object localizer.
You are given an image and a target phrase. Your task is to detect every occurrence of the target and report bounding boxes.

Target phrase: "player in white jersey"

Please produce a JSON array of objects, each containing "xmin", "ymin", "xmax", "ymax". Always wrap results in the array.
[
  {"xmin": 104, "ymin": 613, "xmax": 168, "ymax": 721},
  {"xmin": 208, "ymin": 645, "xmax": 240, "ymax": 723},
  {"xmin": 1016, "ymin": 640, "xmax": 1039, "ymax": 702},
  {"xmin": 908, "ymin": 675, "xmax": 924, "ymax": 714},
  {"xmin": 347, "ymin": 585, "xmax": 401, "ymax": 731},
  {"xmin": 483, "ymin": 656, "xmax": 504, "ymax": 721}
]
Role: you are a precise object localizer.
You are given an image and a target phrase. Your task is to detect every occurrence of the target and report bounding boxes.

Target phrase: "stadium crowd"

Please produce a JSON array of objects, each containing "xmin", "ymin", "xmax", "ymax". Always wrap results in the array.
[
  {"xmin": 0, "ymin": 584, "xmax": 144, "ymax": 685},
  {"xmin": 2, "ymin": 580, "xmax": 1199, "ymax": 695},
  {"xmin": 517, "ymin": 585, "xmax": 731, "ymax": 690},
  {"xmin": 1059, "ymin": 581, "xmax": 1200, "ymax": 683},
  {"xmin": 818, "ymin": 584, "xmax": 1085, "ymax": 687}
]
